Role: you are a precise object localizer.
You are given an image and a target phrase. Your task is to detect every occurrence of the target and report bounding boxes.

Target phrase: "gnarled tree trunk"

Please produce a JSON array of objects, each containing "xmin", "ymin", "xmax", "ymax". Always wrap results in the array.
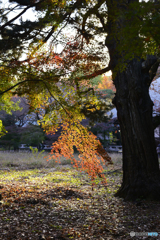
[{"xmin": 113, "ymin": 58, "xmax": 160, "ymax": 200}]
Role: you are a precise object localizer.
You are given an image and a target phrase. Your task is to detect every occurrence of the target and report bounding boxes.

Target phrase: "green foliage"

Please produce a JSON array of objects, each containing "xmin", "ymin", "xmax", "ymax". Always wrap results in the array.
[
  {"xmin": 29, "ymin": 146, "xmax": 45, "ymax": 159},
  {"xmin": 89, "ymin": 75, "xmax": 103, "ymax": 88},
  {"xmin": 115, "ymin": 1, "xmax": 160, "ymax": 71},
  {"xmin": 0, "ymin": 96, "xmax": 21, "ymax": 114},
  {"xmin": 29, "ymin": 146, "xmax": 38, "ymax": 153}
]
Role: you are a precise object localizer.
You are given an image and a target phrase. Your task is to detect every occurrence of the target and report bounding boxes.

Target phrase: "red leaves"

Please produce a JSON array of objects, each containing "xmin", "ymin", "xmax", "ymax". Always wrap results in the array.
[
  {"xmin": 144, "ymin": 37, "xmax": 151, "ymax": 42},
  {"xmin": 96, "ymin": 144, "xmax": 113, "ymax": 165}
]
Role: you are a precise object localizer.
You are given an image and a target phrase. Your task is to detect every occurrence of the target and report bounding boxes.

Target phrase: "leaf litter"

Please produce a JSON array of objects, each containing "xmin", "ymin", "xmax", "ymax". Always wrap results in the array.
[{"xmin": 0, "ymin": 165, "xmax": 160, "ymax": 240}]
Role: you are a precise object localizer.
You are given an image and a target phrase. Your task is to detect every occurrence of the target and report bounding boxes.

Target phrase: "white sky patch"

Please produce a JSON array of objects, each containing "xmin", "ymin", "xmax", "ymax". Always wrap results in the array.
[{"xmin": 104, "ymin": 70, "xmax": 112, "ymax": 76}]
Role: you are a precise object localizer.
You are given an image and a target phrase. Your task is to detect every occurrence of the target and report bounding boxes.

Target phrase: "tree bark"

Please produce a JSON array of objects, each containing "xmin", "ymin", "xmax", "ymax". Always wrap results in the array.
[{"xmin": 113, "ymin": 58, "xmax": 160, "ymax": 201}]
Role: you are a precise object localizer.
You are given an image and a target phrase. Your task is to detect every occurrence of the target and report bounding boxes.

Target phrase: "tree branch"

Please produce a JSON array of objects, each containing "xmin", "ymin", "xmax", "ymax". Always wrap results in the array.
[
  {"xmin": 73, "ymin": 65, "xmax": 112, "ymax": 82},
  {"xmin": 81, "ymin": 0, "xmax": 106, "ymax": 37},
  {"xmin": 1, "ymin": 4, "xmax": 19, "ymax": 18},
  {"xmin": 0, "ymin": 78, "xmax": 72, "ymax": 118},
  {"xmin": 95, "ymin": 11, "xmax": 108, "ymax": 32},
  {"xmin": 0, "ymin": 71, "xmax": 63, "ymax": 95},
  {"xmin": 0, "ymin": 79, "xmax": 43, "ymax": 95}
]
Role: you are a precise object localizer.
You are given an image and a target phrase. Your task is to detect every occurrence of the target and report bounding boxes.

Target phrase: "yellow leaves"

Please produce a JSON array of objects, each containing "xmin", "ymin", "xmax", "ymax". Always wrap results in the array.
[
  {"xmin": 98, "ymin": 75, "xmax": 115, "ymax": 91},
  {"xmin": 0, "ymin": 120, "xmax": 7, "ymax": 138}
]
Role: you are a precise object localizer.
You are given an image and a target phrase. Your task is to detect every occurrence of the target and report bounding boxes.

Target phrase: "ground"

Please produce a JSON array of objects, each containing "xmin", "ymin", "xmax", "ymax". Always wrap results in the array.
[{"xmin": 0, "ymin": 152, "xmax": 160, "ymax": 239}]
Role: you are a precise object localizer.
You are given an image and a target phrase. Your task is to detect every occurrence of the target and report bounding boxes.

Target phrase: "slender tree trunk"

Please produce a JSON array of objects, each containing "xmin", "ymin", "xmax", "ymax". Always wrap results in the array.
[{"xmin": 113, "ymin": 58, "xmax": 160, "ymax": 200}]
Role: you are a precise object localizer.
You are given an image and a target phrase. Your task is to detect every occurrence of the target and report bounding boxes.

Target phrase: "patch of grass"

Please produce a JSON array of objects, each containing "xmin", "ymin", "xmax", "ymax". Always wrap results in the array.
[
  {"xmin": 60, "ymin": 158, "xmax": 72, "ymax": 165},
  {"xmin": 0, "ymin": 168, "xmax": 89, "ymax": 189},
  {"xmin": 0, "ymin": 151, "xmax": 80, "ymax": 170},
  {"xmin": 0, "ymin": 151, "xmax": 122, "ymax": 173},
  {"xmin": 108, "ymin": 153, "xmax": 122, "ymax": 167}
]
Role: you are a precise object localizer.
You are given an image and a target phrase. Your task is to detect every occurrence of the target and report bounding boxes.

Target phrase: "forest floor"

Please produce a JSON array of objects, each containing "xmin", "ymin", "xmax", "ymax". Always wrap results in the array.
[{"xmin": 0, "ymin": 152, "xmax": 160, "ymax": 240}]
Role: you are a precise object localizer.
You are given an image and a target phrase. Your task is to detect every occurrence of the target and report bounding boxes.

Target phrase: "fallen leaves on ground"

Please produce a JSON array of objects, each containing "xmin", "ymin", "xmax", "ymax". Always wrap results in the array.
[{"xmin": 0, "ymin": 166, "xmax": 160, "ymax": 240}]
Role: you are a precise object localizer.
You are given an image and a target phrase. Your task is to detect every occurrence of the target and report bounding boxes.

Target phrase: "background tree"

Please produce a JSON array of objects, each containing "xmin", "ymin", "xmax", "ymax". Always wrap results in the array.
[
  {"xmin": 98, "ymin": 75, "xmax": 115, "ymax": 91},
  {"xmin": 20, "ymin": 124, "xmax": 45, "ymax": 148},
  {"xmin": 0, "ymin": 0, "xmax": 160, "ymax": 199},
  {"xmin": 89, "ymin": 75, "xmax": 103, "ymax": 89}
]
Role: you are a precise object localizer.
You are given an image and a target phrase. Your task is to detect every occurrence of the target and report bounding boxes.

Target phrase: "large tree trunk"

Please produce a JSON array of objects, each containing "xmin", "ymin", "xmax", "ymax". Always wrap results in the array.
[
  {"xmin": 105, "ymin": 0, "xmax": 160, "ymax": 201},
  {"xmin": 113, "ymin": 58, "xmax": 160, "ymax": 200}
]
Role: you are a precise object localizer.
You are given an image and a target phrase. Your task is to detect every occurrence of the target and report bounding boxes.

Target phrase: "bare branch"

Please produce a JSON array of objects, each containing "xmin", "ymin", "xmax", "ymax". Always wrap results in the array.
[{"xmin": 1, "ymin": 4, "xmax": 19, "ymax": 18}]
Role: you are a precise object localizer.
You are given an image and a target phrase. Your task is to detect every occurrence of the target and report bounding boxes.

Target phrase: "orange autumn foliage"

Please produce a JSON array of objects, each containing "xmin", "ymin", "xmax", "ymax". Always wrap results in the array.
[
  {"xmin": 98, "ymin": 75, "xmax": 115, "ymax": 91},
  {"xmin": 47, "ymin": 121, "xmax": 112, "ymax": 185}
]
